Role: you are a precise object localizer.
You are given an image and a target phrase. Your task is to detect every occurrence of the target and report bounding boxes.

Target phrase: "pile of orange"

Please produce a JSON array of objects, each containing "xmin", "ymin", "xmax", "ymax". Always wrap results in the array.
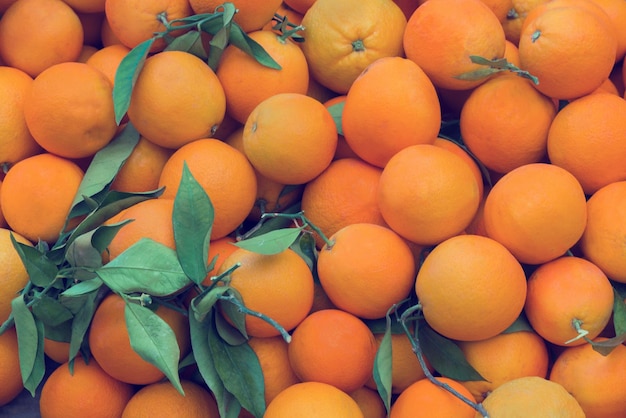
[{"xmin": 1, "ymin": 0, "xmax": 626, "ymax": 416}]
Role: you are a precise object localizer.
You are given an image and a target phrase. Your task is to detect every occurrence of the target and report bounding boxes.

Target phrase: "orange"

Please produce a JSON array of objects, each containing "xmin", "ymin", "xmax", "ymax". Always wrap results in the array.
[
  {"xmin": 77, "ymin": 44, "xmax": 99, "ymax": 62},
  {"xmin": 480, "ymin": 0, "xmax": 515, "ymax": 20},
  {"xmin": 216, "ymin": 247, "xmax": 314, "ymax": 338},
  {"xmin": 39, "ymin": 357, "xmax": 135, "ymax": 418},
  {"xmin": 479, "ymin": 376, "xmax": 585, "ymax": 417},
  {"xmin": 550, "ymin": 338, "xmax": 626, "ymax": 417},
  {"xmin": 415, "ymin": 234, "xmax": 527, "ymax": 341},
  {"xmin": 322, "ymin": 95, "xmax": 359, "ymax": 160},
  {"xmin": 100, "ymin": 15, "xmax": 122, "ymax": 47},
  {"xmin": 377, "ymin": 144, "xmax": 481, "ymax": 246},
  {"xmin": 242, "ymin": 92, "xmax": 337, "ymax": 185},
  {"xmin": 433, "ymin": 137, "xmax": 485, "ymax": 201},
  {"xmin": 188, "ymin": 0, "xmax": 283, "ymax": 33},
  {"xmin": 63, "ymin": 0, "xmax": 105, "ymax": 13},
  {"xmin": 127, "ymin": 50, "xmax": 226, "ymax": 150},
  {"xmin": 283, "ymin": 0, "xmax": 315, "ymax": 14},
  {"xmin": 0, "ymin": 66, "xmax": 42, "ymax": 168},
  {"xmin": 104, "ymin": 0, "xmax": 193, "ymax": 52},
  {"xmin": 0, "ymin": 0, "xmax": 84, "ymax": 77},
  {"xmin": 0, "ymin": 153, "xmax": 84, "ymax": 244},
  {"xmin": 300, "ymin": 157, "xmax": 386, "ymax": 249},
  {"xmin": 23, "ymin": 61, "xmax": 117, "ymax": 159},
  {"xmin": 593, "ymin": 77, "xmax": 621, "ymax": 95},
  {"xmin": 247, "ymin": 335, "xmax": 301, "ymax": 406},
  {"xmin": 122, "ymin": 379, "xmax": 219, "ymax": 418},
  {"xmin": 547, "ymin": 93, "xmax": 626, "ymax": 195},
  {"xmin": 0, "ymin": 327, "xmax": 23, "ymax": 407},
  {"xmin": 501, "ymin": 0, "xmax": 551, "ymax": 45},
  {"xmin": 264, "ymin": 381, "xmax": 365, "ymax": 418},
  {"xmin": 348, "ymin": 386, "xmax": 387, "ymax": 418},
  {"xmin": 288, "ymin": 309, "xmax": 377, "ymax": 393},
  {"xmin": 300, "ymin": 0, "xmax": 407, "ymax": 93},
  {"xmin": 85, "ymin": 43, "xmax": 131, "ymax": 87},
  {"xmin": 216, "ymin": 28, "xmax": 309, "ymax": 124},
  {"xmin": 390, "ymin": 377, "xmax": 478, "ymax": 418},
  {"xmin": 403, "ymin": 0, "xmax": 506, "ymax": 90},
  {"xmin": 457, "ymin": 330, "xmax": 550, "ymax": 402},
  {"xmin": 589, "ymin": 0, "xmax": 626, "ymax": 62},
  {"xmin": 88, "ymin": 292, "xmax": 191, "ymax": 385},
  {"xmin": 482, "ymin": 163, "xmax": 588, "ymax": 265},
  {"xmin": 525, "ymin": 256, "xmax": 615, "ymax": 346},
  {"xmin": 341, "ymin": 56, "xmax": 441, "ymax": 168},
  {"xmin": 316, "ymin": 223, "xmax": 416, "ymax": 319},
  {"xmin": 518, "ymin": 4, "xmax": 617, "ymax": 99},
  {"xmin": 579, "ymin": 181, "xmax": 626, "ymax": 283},
  {"xmin": 503, "ymin": 39, "xmax": 522, "ymax": 66},
  {"xmin": 460, "ymin": 74, "xmax": 557, "ymax": 174},
  {"xmin": 43, "ymin": 337, "xmax": 71, "ymax": 364},
  {"xmin": 158, "ymin": 138, "xmax": 257, "ymax": 240}
]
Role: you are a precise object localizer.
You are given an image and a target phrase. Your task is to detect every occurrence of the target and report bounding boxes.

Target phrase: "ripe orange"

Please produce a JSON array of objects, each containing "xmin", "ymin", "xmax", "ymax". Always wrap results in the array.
[
  {"xmin": 283, "ymin": 0, "xmax": 315, "ymax": 15},
  {"xmin": 88, "ymin": 293, "xmax": 191, "ymax": 385},
  {"xmin": 158, "ymin": 138, "xmax": 257, "ymax": 240},
  {"xmin": 300, "ymin": 0, "xmax": 407, "ymax": 93},
  {"xmin": 43, "ymin": 337, "xmax": 71, "ymax": 364},
  {"xmin": 39, "ymin": 357, "xmax": 135, "ymax": 418},
  {"xmin": 482, "ymin": 163, "xmax": 588, "ymax": 265},
  {"xmin": 85, "ymin": 43, "xmax": 131, "ymax": 87},
  {"xmin": 433, "ymin": 138, "xmax": 485, "ymax": 201},
  {"xmin": 288, "ymin": 309, "xmax": 377, "ymax": 393},
  {"xmin": 316, "ymin": 223, "xmax": 416, "ymax": 319},
  {"xmin": 242, "ymin": 93, "xmax": 337, "ymax": 185},
  {"xmin": 349, "ymin": 386, "xmax": 387, "ymax": 418},
  {"xmin": 377, "ymin": 144, "xmax": 481, "ymax": 246},
  {"xmin": 501, "ymin": 0, "xmax": 551, "ymax": 45},
  {"xmin": 480, "ymin": 0, "xmax": 515, "ymax": 20},
  {"xmin": 589, "ymin": 0, "xmax": 626, "ymax": 62},
  {"xmin": 23, "ymin": 61, "xmax": 117, "ymax": 159},
  {"xmin": 188, "ymin": 0, "xmax": 283, "ymax": 33},
  {"xmin": 0, "ymin": 0, "xmax": 84, "ymax": 77},
  {"xmin": 390, "ymin": 377, "xmax": 478, "ymax": 418},
  {"xmin": 216, "ymin": 248, "xmax": 314, "ymax": 338},
  {"xmin": 415, "ymin": 234, "xmax": 527, "ymax": 341},
  {"xmin": 122, "ymin": 379, "xmax": 219, "ymax": 418},
  {"xmin": 264, "ymin": 381, "xmax": 365, "ymax": 418},
  {"xmin": 0, "ymin": 153, "xmax": 84, "ymax": 243},
  {"xmin": 99, "ymin": 15, "xmax": 122, "ymax": 47},
  {"xmin": 341, "ymin": 56, "xmax": 441, "ymax": 168},
  {"xmin": 0, "ymin": 327, "xmax": 23, "ymax": 407},
  {"xmin": 403, "ymin": 0, "xmax": 506, "ymax": 90},
  {"xmin": 547, "ymin": 93, "xmax": 626, "ymax": 195},
  {"xmin": 0, "ymin": 230, "xmax": 32, "ymax": 325}
]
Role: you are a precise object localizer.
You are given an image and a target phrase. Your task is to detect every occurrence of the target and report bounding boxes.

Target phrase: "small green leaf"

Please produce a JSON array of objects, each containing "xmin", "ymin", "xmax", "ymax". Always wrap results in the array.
[
  {"xmin": 191, "ymin": 285, "xmax": 230, "ymax": 323},
  {"xmin": 590, "ymin": 334, "xmax": 626, "ymax": 356},
  {"xmin": 234, "ymin": 227, "xmax": 303, "ymax": 255},
  {"xmin": 219, "ymin": 289, "xmax": 248, "ymax": 339},
  {"xmin": 454, "ymin": 67, "xmax": 500, "ymax": 81},
  {"xmin": 613, "ymin": 287, "xmax": 626, "ymax": 336},
  {"xmin": 30, "ymin": 294, "xmax": 74, "ymax": 328},
  {"xmin": 215, "ymin": 309, "xmax": 247, "ymax": 346},
  {"xmin": 65, "ymin": 232, "xmax": 103, "ymax": 272},
  {"xmin": 227, "ymin": 23, "xmax": 281, "ymax": 70},
  {"xmin": 11, "ymin": 234, "xmax": 58, "ymax": 288},
  {"xmin": 164, "ymin": 30, "xmax": 207, "ymax": 59},
  {"xmin": 68, "ymin": 290, "xmax": 99, "ymax": 363},
  {"xmin": 290, "ymin": 232, "xmax": 317, "ymax": 276},
  {"xmin": 326, "ymin": 101, "xmax": 345, "ymax": 136},
  {"xmin": 90, "ymin": 221, "xmax": 131, "ymax": 255},
  {"xmin": 372, "ymin": 315, "xmax": 393, "ymax": 414},
  {"xmin": 60, "ymin": 277, "xmax": 103, "ymax": 299},
  {"xmin": 12, "ymin": 295, "xmax": 46, "ymax": 396}
]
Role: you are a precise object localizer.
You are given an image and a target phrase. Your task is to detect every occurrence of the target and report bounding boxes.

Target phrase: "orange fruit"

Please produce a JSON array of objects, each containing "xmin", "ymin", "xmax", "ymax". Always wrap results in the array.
[
  {"xmin": 63, "ymin": 0, "xmax": 105, "ymax": 13},
  {"xmin": 524, "ymin": 256, "xmax": 615, "ymax": 346},
  {"xmin": 482, "ymin": 163, "xmax": 588, "ymax": 265},
  {"xmin": 85, "ymin": 43, "xmax": 131, "ymax": 87},
  {"xmin": 377, "ymin": 144, "xmax": 481, "ymax": 246},
  {"xmin": 589, "ymin": 0, "xmax": 626, "ymax": 62},
  {"xmin": 77, "ymin": 44, "xmax": 99, "ymax": 62},
  {"xmin": 283, "ymin": 0, "xmax": 315, "ymax": 15},
  {"xmin": 592, "ymin": 77, "xmax": 620, "ymax": 96},
  {"xmin": 549, "ymin": 338, "xmax": 626, "ymax": 417},
  {"xmin": 433, "ymin": 137, "xmax": 485, "ymax": 201},
  {"xmin": 188, "ymin": 0, "xmax": 283, "ymax": 33},
  {"xmin": 0, "ymin": 228, "xmax": 32, "ymax": 323},
  {"xmin": 460, "ymin": 74, "xmax": 557, "ymax": 174},
  {"xmin": 122, "ymin": 379, "xmax": 219, "ymax": 418},
  {"xmin": 579, "ymin": 180, "xmax": 626, "ymax": 283},
  {"xmin": 479, "ymin": 376, "xmax": 585, "ymax": 417},
  {"xmin": 322, "ymin": 95, "xmax": 359, "ymax": 160},
  {"xmin": 480, "ymin": 0, "xmax": 515, "ymax": 20},
  {"xmin": 316, "ymin": 223, "xmax": 416, "ymax": 319},
  {"xmin": 503, "ymin": 39, "xmax": 522, "ymax": 66},
  {"xmin": 300, "ymin": 0, "xmax": 407, "ymax": 93},
  {"xmin": 0, "ymin": 0, "xmax": 83, "ymax": 77},
  {"xmin": 501, "ymin": 0, "xmax": 551, "ymax": 45},
  {"xmin": 216, "ymin": 248, "xmax": 314, "ymax": 338},
  {"xmin": 127, "ymin": 50, "xmax": 226, "ymax": 150},
  {"xmin": 403, "ymin": 0, "xmax": 506, "ymax": 90},
  {"xmin": 390, "ymin": 377, "xmax": 478, "ymax": 418},
  {"xmin": 415, "ymin": 234, "xmax": 527, "ymax": 341},
  {"xmin": 547, "ymin": 93, "xmax": 626, "ymax": 195},
  {"xmin": 341, "ymin": 56, "xmax": 441, "ymax": 168},
  {"xmin": 104, "ymin": 0, "xmax": 193, "ymax": 52},
  {"xmin": 0, "ymin": 153, "xmax": 84, "ymax": 243},
  {"xmin": 288, "ymin": 309, "xmax": 377, "ymax": 393},
  {"xmin": 23, "ymin": 61, "xmax": 117, "ymax": 159},
  {"xmin": 300, "ymin": 157, "xmax": 386, "ymax": 249},
  {"xmin": 39, "ymin": 357, "xmax": 135, "ymax": 418},
  {"xmin": 43, "ymin": 337, "xmax": 71, "ymax": 364},
  {"xmin": 242, "ymin": 92, "xmax": 337, "ymax": 185},
  {"xmin": 216, "ymin": 28, "xmax": 309, "ymax": 124},
  {"xmin": 0, "ymin": 327, "xmax": 23, "ymax": 407},
  {"xmin": 88, "ymin": 292, "xmax": 191, "ymax": 385},
  {"xmin": 99, "ymin": 15, "xmax": 122, "ymax": 47},
  {"xmin": 348, "ymin": 386, "xmax": 387, "ymax": 418},
  {"xmin": 457, "ymin": 330, "xmax": 550, "ymax": 402},
  {"xmin": 264, "ymin": 381, "xmax": 365, "ymax": 418},
  {"xmin": 518, "ymin": 4, "xmax": 617, "ymax": 99},
  {"xmin": 0, "ymin": 66, "xmax": 42, "ymax": 167},
  {"xmin": 158, "ymin": 138, "xmax": 257, "ymax": 240}
]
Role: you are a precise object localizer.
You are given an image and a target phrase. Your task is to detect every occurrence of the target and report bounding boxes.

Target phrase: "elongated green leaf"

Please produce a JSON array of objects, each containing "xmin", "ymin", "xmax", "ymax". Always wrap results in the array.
[
  {"xmin": 227, "ymin": 23, "xmax": 281, "ymax": 70},
  {"xmin": 60, "ymin": 277, "xmax": 103, "ymax": 299},
  {"xmin": 173, "ymin": 162, "xmax": 214, "ymax": 284},
  {"xmin": 113, "ymin": 38, "xmax": 155, "ymax": 124},
  {"xmin": 614, "ymin": 287, "xmax": 626, "ymax": 336},
  {"xmin": 235, "ymin": 227, "xmax": 303, "ymax": 255},
  {"xmin": 68, "ymin": 290, "xmax": 99, "ymax": 363},
  {"xmin": 97, "ymin": 238, "xmax": 191, "ymax": 297},
  {"xmin": 219, "ymin": 289, "xmax": 247, "ymax": 339},
  {"xmin": 191, "ymin": 285, "xmax": 230, "ymax": 323},
  {"xmin": 215, "ymin": 309, "xmax": 247, "ymax": 346},
  {"xmin": 125, "ymin": 302, "xmax": 184, "ymax": 394},
  {"xmin": 31, "ymin": 294, "xmax": 74, "ymax": 327},
  {"xmin": 11, "ymin": 234, "xmax": 58, "ymax": 288},
  {"xmin": 90, "ymin": 222, "xmax": 131, "ymax": 254},
  {"xmin": 372, "ymin": 316, "xmax": 393, "ymax": 414},
  {"xmin": 326, "ymin": 101, "xmax": 345, "ymax": 136},
  {"xmin": 12, "ymin": 296, "xmax": 45, "ymax": 396},
  {"xmin": 66, "ymin": 231, "xmax": 103, "ymax": 271},
  {"xmin": 164, "ymin": 30, "xmax": 207, "ymax": 59}
]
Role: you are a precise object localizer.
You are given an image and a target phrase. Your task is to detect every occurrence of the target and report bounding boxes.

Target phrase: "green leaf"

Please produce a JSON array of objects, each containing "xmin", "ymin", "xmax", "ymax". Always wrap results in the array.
[
  {"xmin": 12, "ymin": 295, "xmax": 46, "ymax": 396},
  {"xmin": 164, "ymin": 30, "xmax": 207, "ymax": 59},
  {"xmin": 501, "ymin": 314, "xmax": 534, "ymax": 334},
  {"xmin": 65, "ymin": 231, "xmax": 104, "ymax": 274},
  {"xmin": 125, "ymin": 301, "xmax": 184, "ymax": 394},
  {"xmin": 97, "ymin": 238, "xmax": 192, "ymax": 297},
  {"xmin": 90, "ymin": 221, "xmax": 131, "ymax": 254},
  {"xmin": 227, "ymin": 23, "xmax": 281, "ymax": 70},
  {"xmin": 372, "ymin": 315, "xmax": 393, "ymax": 414},
  {"xmin": 191, "ymin": 285, "xmax": 230, "ymax": 323},
  {"xmin": 30, "ymin": 294, "xmax": 74, "ymax": 327},
  {"xmin": 11, "ymin": 234, "xmax": 58, "ymax": 288},
  {"xmin": 215, "ymin": 309, "xmax": 247, "ymax": 346},
  {"xmin": 219, "ymin": 289, "xmax": 248, "ymax": 339},
  {"xmin": 60, "ymin": 277, "xmax": 103, "ymax": 299},
  {"xmin": 291, "ymin": 232, "xmax": 317, "ymax": 274},
  {"xmin": 326, "ymin": 101, "xmax": 345, "ymax": 136},
  {"xmin": 173, "ymin": 162, "xmax": 214, "ymax": 284},
  {"xmin": 113, "ymin": 38, "xmax": 155, "ymax": 124},
  {"xmin": 68, "ymin": 290, "xmax": 99, "ymax": 363},
  {"xmin": 613, "ymin": 287, "xmax": 626, "ymax": 336},
  {"xmin": 234, "ymin": 227, "xmax": 303, "ymax": 255}
]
